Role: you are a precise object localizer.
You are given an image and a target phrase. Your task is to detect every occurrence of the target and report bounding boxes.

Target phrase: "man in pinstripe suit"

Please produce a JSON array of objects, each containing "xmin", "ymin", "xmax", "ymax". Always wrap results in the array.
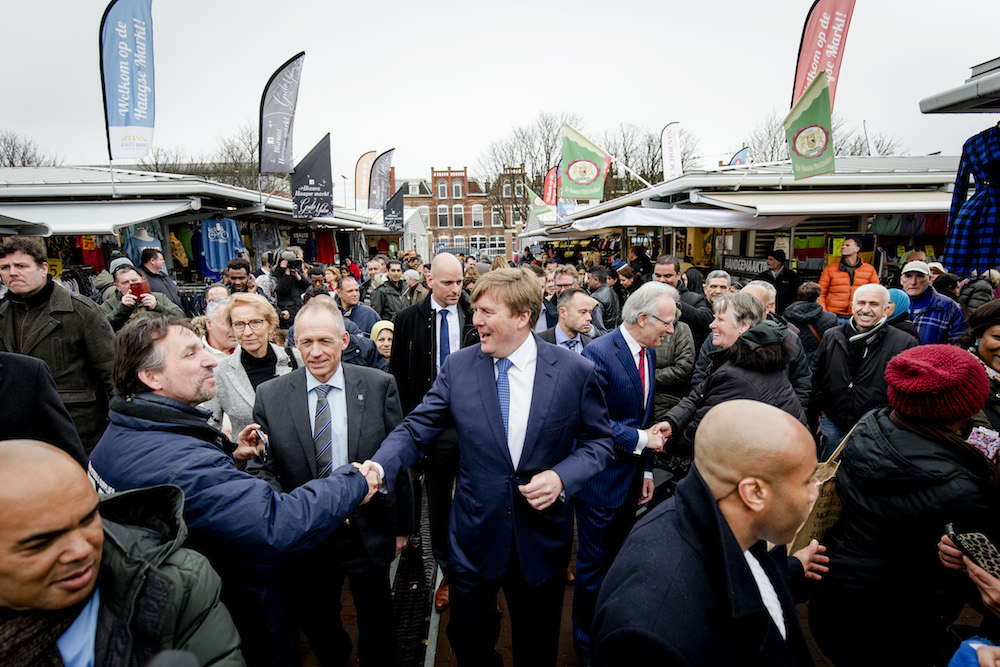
[{"xmin": 574, "ymin": 282, "xmax": 677, "ymax": 664}]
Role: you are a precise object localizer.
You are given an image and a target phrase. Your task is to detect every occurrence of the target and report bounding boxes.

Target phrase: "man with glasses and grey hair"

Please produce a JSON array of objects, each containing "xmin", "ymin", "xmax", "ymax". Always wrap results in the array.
[{"xmin": 573, "ymin": 282, "xmax": 676, "ymax": 664}]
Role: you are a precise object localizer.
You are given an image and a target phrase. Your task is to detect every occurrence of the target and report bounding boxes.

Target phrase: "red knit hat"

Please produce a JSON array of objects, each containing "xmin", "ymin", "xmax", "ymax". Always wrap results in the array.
[{"xmin": 885, "ymin": 345, "xmax": 988, "ymax": 421}]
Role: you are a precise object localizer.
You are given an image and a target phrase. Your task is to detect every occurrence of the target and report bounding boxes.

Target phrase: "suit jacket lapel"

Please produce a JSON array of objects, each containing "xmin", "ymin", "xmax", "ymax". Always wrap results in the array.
[
  {"xmin": 284, "ymin": 369, "xmax": 317, "ymax": 478},
  {"xmin": 344, "ymin": 365, "xmax": 364, "ymax": 462},
  {"xmin": 227, "ymin": 351, "xmax": 256, "ymax": 409},
  {"xmin": 613, "ymin": 330, "xmax": 644, "ymax": 404},
  {"xmin": 476, "ymin": 349, "xmax": 514, "ymax": 470},
  {"xmin": 520, "ymin": 339, "xmax": 557, "ymax": 468}
]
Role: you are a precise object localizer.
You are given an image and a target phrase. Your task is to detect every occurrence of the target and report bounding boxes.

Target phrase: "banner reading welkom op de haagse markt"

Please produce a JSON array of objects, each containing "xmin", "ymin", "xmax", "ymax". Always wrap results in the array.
[
  {"xmin": 783, "ymin": 70, "xmax": 835, "ymax": 180},
  {"xmin": 561, "ymin": 125, "xmax": 612, "ymax": 201},
  {"xmin": 100, "ymin": 0, "xmax": 155, "ymax": 160}
]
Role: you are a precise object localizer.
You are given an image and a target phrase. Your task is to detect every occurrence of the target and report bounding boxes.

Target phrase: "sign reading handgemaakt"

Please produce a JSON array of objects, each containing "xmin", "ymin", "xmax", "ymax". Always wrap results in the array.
[
  {"xmin": 783, "ymin": 70, "xmax": 835, "ymax": 181},
  {"xmin": 722, "ymin": 255, "xmax": 769, "ymax": 278},
  {"xmin": 259, "ymin": 52, "xmax": 305, "ymax": 174},
  {"xmin": 100, "ymin": 0, "xmax": 155, "ymax": 160},
  {"xmin": 291, "ymin": 134, "xmax": 333, "ymax": 219}
]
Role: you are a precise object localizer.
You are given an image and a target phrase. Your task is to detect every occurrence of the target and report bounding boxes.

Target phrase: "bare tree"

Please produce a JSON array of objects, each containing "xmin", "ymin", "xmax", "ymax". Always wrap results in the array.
[
  {"xmin": 603, "ymin": 124, "xmax": 701, "ymax": 196},
  {"xmin": 138, "ymin": 146, "xmax": 194, "ymax": 173},
  {"xmin": 743, "ymin": 110, "xmax": 904, "ymax": 163},
  {"xmin": 0, "ymin": 130, "xmax": 60, "ymax": 167}
]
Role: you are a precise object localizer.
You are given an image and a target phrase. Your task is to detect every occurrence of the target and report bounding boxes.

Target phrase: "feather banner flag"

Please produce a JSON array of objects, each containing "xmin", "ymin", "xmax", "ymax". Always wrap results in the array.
[{"xmin": 100, "ymin": 0, "xmax": 155, "ymax": 160}]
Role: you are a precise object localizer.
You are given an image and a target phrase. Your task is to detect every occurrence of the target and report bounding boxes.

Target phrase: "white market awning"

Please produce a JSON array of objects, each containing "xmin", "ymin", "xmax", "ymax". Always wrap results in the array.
[
  {"xmin": 571, "ymin": 206, "xmax": 808, "ymax": 233},
  {"xmin": 689, "ymin": 189, "xmax": 953, "ymax": 217},
  {"xmin": 0, "ymin": 198, "xmax": 200, "ymax": 236}
]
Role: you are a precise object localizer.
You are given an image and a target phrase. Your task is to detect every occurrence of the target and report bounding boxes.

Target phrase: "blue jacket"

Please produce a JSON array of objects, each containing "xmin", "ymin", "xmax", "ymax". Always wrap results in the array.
[
  {"xmin": 88, "ymin": 393, "xmax": 368, "ymax": 666},
  {"xmin": 578, "ymin": 327, "xmax": 654, "ymax": 508},
  {"xmin": 909, "ymin": 287, "xmax": 967, "ymax": 345},
  {"xmin": 373, "ymin": 334, "xmax": 613, "ymax": 585}
]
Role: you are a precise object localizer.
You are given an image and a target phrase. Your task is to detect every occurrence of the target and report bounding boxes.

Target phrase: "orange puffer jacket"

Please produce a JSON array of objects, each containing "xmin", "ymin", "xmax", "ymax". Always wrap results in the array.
[{"xmin": 817, "ymin": 260, "xmax": 880, "ymax": 315}]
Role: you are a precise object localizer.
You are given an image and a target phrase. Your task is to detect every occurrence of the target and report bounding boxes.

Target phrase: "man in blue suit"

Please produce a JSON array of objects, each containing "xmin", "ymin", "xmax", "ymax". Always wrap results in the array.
[
  {"xmin": 364, "ymin": 268, "xmax": 614, "ymax": 667},
  {"xmin": 574, "ymin": 281, "xmax": 678, "ymax": 663}
]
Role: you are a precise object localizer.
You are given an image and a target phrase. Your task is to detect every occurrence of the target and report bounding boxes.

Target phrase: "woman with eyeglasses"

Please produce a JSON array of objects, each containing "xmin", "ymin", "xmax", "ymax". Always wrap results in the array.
[{"xmin": 202, "ymin": 292, "xmax": 302, "ymax": 437}]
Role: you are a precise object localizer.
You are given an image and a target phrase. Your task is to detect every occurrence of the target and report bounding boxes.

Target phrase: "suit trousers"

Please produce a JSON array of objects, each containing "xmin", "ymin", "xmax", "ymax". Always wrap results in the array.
[
  {"xmin": 282, "ymin": 521, "xmax": 397, "ymax": 667},
  {"xmin": 424, "ymin": 428, "xmax": 460, "ymax": 568},
  {"xmin": 446, "ymin": 549, "xmax": 565, "ymax": 667},
  {"xmin": 572, "ymin": 498, "xmax": 639, "ymax": 662}
]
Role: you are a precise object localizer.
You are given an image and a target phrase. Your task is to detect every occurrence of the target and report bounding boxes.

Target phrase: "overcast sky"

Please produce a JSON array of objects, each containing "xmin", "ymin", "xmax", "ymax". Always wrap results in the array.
[{"xmin": 3, "ymin": 0, "xmax": 998, "ymax": 195}]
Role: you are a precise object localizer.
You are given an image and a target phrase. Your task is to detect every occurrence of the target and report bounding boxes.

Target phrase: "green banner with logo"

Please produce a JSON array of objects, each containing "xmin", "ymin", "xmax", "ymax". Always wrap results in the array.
[
  {"xmin": 525, "ymin": 184, "xmax": 552, "ymax": 218},
  {"xmin": 783, "ymin": 70, "xmax": 835, "ymax": 180},
  {"xmin": 561, "ymin": 124, "xmax": 612, "ymax": 200}
]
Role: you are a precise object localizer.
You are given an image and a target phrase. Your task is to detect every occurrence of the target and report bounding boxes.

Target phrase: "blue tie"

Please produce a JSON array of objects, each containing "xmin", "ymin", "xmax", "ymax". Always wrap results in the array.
[
  {"xmin": 439, "ymin": 310, "xmax": 451, "ymax": 367},
  {"xmin": 565, "ymin": 339, "xmax": 578, "ymax": 352},
  {"xmin": 496, "ymin": 358, "xmax": 512, "ymax": 441},
  {"xmin": 313, "ymin": 385, "xmax": 333, "ymax": 477}
]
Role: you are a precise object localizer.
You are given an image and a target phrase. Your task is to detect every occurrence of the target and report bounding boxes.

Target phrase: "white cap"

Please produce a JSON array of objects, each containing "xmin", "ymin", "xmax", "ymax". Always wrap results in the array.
[{"xmin": 901, "ymin": 260, "xmax": 930, "ymax": 276}]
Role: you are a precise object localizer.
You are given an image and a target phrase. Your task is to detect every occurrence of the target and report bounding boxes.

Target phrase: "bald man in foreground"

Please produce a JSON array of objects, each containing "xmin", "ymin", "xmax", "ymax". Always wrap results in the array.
[
  {"xmin": 0, "ymin": 440, "xmax": 242, "ymax": 666},
  {"xmin": 591, "ymin": 401, "xmax": 825, "ymax": 666}
]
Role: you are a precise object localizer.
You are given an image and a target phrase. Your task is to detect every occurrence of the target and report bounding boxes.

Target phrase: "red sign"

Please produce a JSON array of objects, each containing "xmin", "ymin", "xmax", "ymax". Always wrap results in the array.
[
  {"xmin": 792, "ymin": 0, "xmax": 856, "ymax": 109},
  {"xmin": 543, "ymin": 166, "xmax": 558, "ymax": 206}
]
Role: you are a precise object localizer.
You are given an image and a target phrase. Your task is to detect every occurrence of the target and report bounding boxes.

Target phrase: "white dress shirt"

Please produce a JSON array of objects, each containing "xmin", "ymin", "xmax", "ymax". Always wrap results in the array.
[
  {"xmin": 619, "ymin": 325, "xmax": 651, "ymax": 456},
  {"xmin": 743, "ymin": 550, "xmax": 787, "ymax": 639},
  {"xmin": 431, "ymin": 299, "xmax": 461, "ymax": 371},
  {"xmin": 306, "ymin": 364, "xmax": 348, "ymax": 467},
  {"xmin": 495, "ymin": 334, "xmax": 536, "ymax": 470},
  {"xmin": 554, "ymin": 324, "xmax": 585, "ymax": 354}
]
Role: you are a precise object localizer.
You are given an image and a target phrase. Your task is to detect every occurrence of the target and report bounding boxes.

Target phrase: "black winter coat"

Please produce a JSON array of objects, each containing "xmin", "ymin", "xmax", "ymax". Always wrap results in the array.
[
  {"xmin": 808, "ymin": 321, "xmax": 916, "ymax": 432},
  {"xmin": 665, "ymin": 320, "xmax": 806, "ymax": 453},
  {"xmin": 781, "ymin": 300, "xmax": 838, "ymax": 363},
  {"xmin": 960, "ymin": 278, "xmax": 995, "ymax": 312},
  {"xmin": 810, "ymin": 408, "xmax": 999, "ymax": 663}
]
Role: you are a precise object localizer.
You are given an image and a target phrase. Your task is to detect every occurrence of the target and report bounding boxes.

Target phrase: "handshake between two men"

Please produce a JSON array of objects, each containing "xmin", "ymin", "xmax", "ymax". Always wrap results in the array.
[{"xmin": 353, "ymin": 460, "xmax": 567, "ymax": 512}]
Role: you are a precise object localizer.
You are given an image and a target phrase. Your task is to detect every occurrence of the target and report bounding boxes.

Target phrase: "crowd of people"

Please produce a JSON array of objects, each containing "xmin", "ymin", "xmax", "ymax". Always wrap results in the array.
[{"xmin": 2, "ymin": 231, "xmax": 1000, "ymax": 667}]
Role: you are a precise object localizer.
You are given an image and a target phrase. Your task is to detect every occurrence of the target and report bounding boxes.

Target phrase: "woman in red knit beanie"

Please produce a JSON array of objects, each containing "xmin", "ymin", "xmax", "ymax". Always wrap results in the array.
[{"xmin": 809, "ymin": 344, "xmax": 1000, "ymax": 666}]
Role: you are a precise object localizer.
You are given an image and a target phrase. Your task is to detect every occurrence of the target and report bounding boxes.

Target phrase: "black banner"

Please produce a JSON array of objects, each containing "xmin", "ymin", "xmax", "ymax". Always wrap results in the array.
[
  {"xmin": 383, "ymin": 187, "xmax": 404, "ymax": 231},
  {"xmin": 368, "ymin": 148, "xmax": 395, "ymax": 210},
  {"xmin": 722, "ymin": 255, "xmax": 768, "ymax": 278},
  {"xmin": 259, "ymin": 52, "xmax": 304, "ymax": 174},
  {"xmin": 291, "ymin": 134, "xmax": 333, "ymax": 219}
]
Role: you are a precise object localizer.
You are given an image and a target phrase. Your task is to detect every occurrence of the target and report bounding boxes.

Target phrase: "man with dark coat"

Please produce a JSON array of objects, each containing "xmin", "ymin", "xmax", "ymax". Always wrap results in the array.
[
  {"xmin": 592, "ymin": 400, "xmax": 820, "ymax": 666},
  {"xmin": 389, "ymin": 253, "xmax": 478, "ymax": 611},
  {"xmin": 0, "ymin": 238, "xmax": 114, "ymax": 452},
  {"xmin": 370, "ymin": 259, "xmax": 409, "ymax": 321},
  {"xmin": 252, "ymin": 300, "xmax": 412, "ymax": 666},
  {"xmin": 538, "ymin": 288, "xmax": 594, "ymax": 352},
  {"xmin": 652, "ymin": 255, "xmax": 713, "ymax": 348},
  {"xmin": 337, "ymin": 275, "xmax": 379, "ymax": 334},
  {"xmin": 756, "ymin": 249, "xmax": 800, "ymax": 314},
  {"xmin": 808, "ymin": 284, "xmax": 916, "ymax": 457},
  {"xmin": 587, "ymin": 266, "xmax": 621, "ymax": 330},
  {"xmin": 0, "ymin": 352, "xmax": 86, "ymax": 466},
  {"xmin": 0, "ymin": 440, "xmax": 244, "ymax": 667},
  {"xmin": 87, "ymin": 317, "xmax": 378, "ymax": 667},
  {"xmin": 782, "ymin": 281, "xmax": 839, "ymax": 364},
  {"xmin": 137, "ymin": 248, "xmax": 183, "ymax": 308}
]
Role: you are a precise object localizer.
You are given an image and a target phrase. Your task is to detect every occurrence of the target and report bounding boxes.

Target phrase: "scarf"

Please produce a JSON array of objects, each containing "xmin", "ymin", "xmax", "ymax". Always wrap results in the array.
[
  {"xmin": 839, "ymin": 257, "xmax": 861, "ymax": 286},
  {"xmin": 845, "ymin": 316, "xmax": 888, "ymax": 363},
  {"xmin": 889, "ymin": 410, "xmax": 1000, "ymax": 487},
  {"xmin": 0, "ymin": 598, "xmax": 89, "ymax": 667}
]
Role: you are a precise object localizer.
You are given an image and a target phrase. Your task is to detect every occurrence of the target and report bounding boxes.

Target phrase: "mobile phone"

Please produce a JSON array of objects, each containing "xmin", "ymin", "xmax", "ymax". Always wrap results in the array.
[
  {"xmin": 129, "ymin": 282, "xmax": 151, "ymax": 298},
  {"xmin": 946, "ymin": 523, "xmax": 1000, "ymax": 579},
  {"xmin": 254, "ymin": 429, "xmax": 269, "ymax": 463}
]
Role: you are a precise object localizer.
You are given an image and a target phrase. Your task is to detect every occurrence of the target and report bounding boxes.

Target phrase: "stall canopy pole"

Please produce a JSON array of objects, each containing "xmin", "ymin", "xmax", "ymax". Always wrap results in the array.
[
  {"xmin": 108, "ymin": 160, "xmax": 118, "ymax": 198},
  {"xmin": 262, "ymin": 173, "xmax": 290, "ymax": 206}
]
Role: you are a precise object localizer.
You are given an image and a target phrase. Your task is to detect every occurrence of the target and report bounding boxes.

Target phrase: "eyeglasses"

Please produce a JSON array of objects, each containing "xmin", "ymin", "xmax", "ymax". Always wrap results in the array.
[
  {"xmin": 232, "ymin": 319, "xmax": 266, "ymax": 332},
  {"xmin": 648, "ymin": 314, "xmax": 676, "ymax": 328}
]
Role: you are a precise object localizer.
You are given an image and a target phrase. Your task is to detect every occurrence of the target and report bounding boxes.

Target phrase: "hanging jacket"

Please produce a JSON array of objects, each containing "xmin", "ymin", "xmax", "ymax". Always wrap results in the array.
[{"xmin": 943, "ymin": 125, "xmax": 1000, "ymax": 277}]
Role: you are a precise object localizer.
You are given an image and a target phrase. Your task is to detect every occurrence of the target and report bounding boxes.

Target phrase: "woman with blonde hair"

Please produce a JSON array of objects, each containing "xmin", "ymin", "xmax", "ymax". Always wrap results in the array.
[
  {"xmin": 490, "ymin": 255, "xmax": 509, "ymax": 272},
  {"xmin": 201, "ymin": 292, "xmax": 302, "ymax": 436}
]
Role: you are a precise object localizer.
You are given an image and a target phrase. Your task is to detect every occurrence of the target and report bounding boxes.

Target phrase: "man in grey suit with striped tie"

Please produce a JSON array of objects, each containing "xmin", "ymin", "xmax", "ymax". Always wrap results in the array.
[{"xmin": 252, "ymin": 298, "xmax": 412, "ymax": 666}]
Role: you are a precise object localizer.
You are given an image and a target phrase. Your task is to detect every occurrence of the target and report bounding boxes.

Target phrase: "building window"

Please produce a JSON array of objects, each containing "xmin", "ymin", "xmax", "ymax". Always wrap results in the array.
[
  {"xmin": 515, "ymin": 179, "xmax": 524, "ymax": 196},
  {"xmin": 453, "ymin": 204, "xmax": 464, "ymax": 227},
  {"xmin": 437, "ymin": 180, "xmax": 447, "ymax": 198},
  {"xmin": 490, "ymin": 235, "xmax": 505, "ymax": 253},
  {"xmin": 453, "ymin": 180, "xmax": 463, "ymax": 198},
  {"xmin": 437, "ymin": 235, "xmax": 449, "ymax": 247},
  {"xmin": 492, "ymin": 206, "xmax": 503, "ymax": 226},
  {"xmin": 437, "ymin": 205, "xmax": 448, "ymax": 227},
  {"xmin": 502, "ymin": 180, "xmax": 512, "ymax": 197},
  {"xmin": 454, "ymin": 235, "xmax": 466, "ymax": 247},
  {"xmin": 470, "ymin": 234, "xmax": 487, "ymax": 250},
  {"xmin": 409, "ymin": 183, "xmax": 420, "ymax": 195},
  {"xmin": 472, "ymin": 204, "xmax": 484, "ymax": 227}
]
